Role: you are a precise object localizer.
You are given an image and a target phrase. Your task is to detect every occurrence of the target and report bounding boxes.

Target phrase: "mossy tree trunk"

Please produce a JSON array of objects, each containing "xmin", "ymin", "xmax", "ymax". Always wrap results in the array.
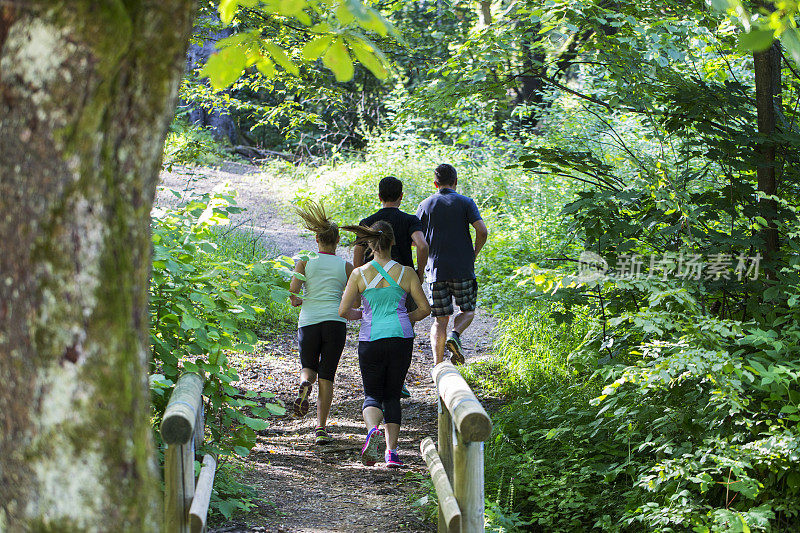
[{"xmin": 0, "ymin": 1, "xmax": 194, "ymax": 530}]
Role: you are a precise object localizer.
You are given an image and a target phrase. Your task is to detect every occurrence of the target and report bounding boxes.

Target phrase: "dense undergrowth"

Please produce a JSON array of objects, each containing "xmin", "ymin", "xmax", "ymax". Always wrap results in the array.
[
  {"xmin": 157, "ymin": 114, "xmax": 800, "ymax": 530},
  {"xmin": 149, "ymin": 185, "xmax": 297, "ymax": 520}
]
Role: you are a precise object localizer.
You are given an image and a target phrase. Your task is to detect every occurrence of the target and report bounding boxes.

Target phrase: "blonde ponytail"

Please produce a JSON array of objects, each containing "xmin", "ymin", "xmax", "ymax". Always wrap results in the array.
[{"xmin": 295, "ymin": 200, "xmax": 339, "ymax": 246}]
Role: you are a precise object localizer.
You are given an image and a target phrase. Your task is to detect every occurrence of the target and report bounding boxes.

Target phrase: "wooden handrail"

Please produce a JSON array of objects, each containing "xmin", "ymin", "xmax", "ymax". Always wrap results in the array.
[
  {"xmin": 420, "ymin": 438, "xmax": 461, "ymax": 533},
  {"xmin": 161, "ymin": 372, "xmax": 215, "ymax": 533},
  {"xmin": 161, "ymin": 372, "xmax": 204, "ymax": 445},
  {"xmin": 189, "ymin": 454, "xmax": 218, "ymax": 533},
  {"xmin": 431, "ymin": 363, "xmax": 492, "ymax": 442},
  {"xmin": 426, "ymin": 361, "xmax": 493, "ymax": 533}
]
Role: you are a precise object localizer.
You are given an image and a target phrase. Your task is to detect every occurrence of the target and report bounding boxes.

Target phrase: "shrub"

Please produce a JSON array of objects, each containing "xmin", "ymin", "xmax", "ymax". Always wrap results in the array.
[{"xmin": 150, "ymin": 186, "xmax": 289, "ymax": 519}]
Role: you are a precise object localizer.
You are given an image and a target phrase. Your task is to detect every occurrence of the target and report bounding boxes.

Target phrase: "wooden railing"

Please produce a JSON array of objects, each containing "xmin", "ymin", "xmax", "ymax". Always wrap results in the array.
[
  {"xmin": 160, "ymin": 372, "xmax": 217, "ymax": 533},
  {"xmin": 421, "ymin": 362, "xmax": 493, "ymax": 533}
]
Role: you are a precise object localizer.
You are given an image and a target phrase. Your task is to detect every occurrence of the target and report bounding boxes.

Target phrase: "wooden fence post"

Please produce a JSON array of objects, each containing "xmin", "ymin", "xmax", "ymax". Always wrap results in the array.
[
  {"xmin": 454, "ymin": 433, "xmax": 484, "ymax": 533},
  {"xmin": 161, "ymin": 372, "xmax": 205, "ymax": 533},
  {"xmin": 164, "ymin": 444, "xmax": 187, "ymax": 533},
  {"xmin": 429, "ymin": 362, "xmax": 493, "ymax": 533}
]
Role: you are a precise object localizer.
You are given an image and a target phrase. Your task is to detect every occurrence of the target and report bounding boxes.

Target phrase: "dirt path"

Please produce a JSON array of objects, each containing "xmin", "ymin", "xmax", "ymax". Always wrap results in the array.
[{"xmin": 157, "ymin": 164, "xmax": 498, "ymax": 533}]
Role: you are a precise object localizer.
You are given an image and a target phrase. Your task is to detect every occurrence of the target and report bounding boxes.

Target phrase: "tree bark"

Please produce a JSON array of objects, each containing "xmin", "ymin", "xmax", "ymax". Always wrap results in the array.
[
  {"xmin": 0, "ymin": 2, "xmax": 194, "ymax": 530},
  {"xmin": 477, "ymin": 1, "xmax": 492, "ymax": 27},
  {"xmin": 754, "ymin": 42, "xmax": 781, "ymax": 264}
]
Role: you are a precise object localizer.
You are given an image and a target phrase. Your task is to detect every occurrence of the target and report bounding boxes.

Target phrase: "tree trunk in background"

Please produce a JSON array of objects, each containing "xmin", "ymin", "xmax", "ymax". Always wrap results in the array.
[
  {"xmin": 515, "ymin": 28, "xmax": 546, "ymax": 129},
  {"xmin": 0, "ymin": 1, "xmax": 194, "ymax": 530},
  {"xmin": 186, "ymin": 18, "xmax": 238, "ymax": 143},
  {"xmin": 754, "ymin": 42, "xmax": 781, "ymax": 265},
  {"xmin": 477, "ymin": 1, "xmax": 492, "ymax": 26}
]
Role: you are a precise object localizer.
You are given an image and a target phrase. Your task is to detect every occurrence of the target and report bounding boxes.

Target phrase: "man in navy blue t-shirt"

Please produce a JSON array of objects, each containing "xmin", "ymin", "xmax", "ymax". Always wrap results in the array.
[{"xmin": 416, "ymin": 164, "xmax": 489, "ymax": 365}]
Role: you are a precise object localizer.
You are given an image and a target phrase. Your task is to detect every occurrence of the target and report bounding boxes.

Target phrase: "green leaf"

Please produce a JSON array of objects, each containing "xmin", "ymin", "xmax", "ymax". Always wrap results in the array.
[
  {"xmin": 217, "ymin": 0, "xmax": 257, "ymax": 25},
  {"xmin": 218, "ymin": 0, "xmax": 238, "ymax": 24},
  {"xmin": 256, "ymin": 57, "xmax": 275, "ymax": 78},
  {"xmin": 233, "ymin": 445, "xmax": 251, "ymax": 457},
  {"xmin": 358, "ymin": 11, "xmax": 389, "ymax": 37},
  {"xmin": 710, "ymin": 0, "xmax": 736, "ymax": 11},
  {"xmin": 350, "ymin": 40, "xmax": 387, "ymax": 79},
  {"xmin": 302, "ymin": 35, "xmax": 333, "ymax": 61},
  {"xmin": 278, "ymin": 0, "xmax": 306, "ymax": 16},
  {"xmin": 242, "ymin": 416, "xmax": 269, "ymax": 430},
  {"xmin": 181, "ymin": 314, "xmax": 203, "ymax": 330},
  {"xmin": 322, "ymin": 38, "xmax": 354, "ymax": 82},
  {"xmin": 335, "ymin": 3, "xmax": 355, "ymax": 25},
  {"xmin": 200, "ymin": 46, "xmax": 247, "ymax": 92},
  {"xmin": 265, "ymin": 43, "xmax": 299, "ymax": 75},
  {"xmin": 262, "ymin": 402, "xmax": 286, "ymax": 415},
  {"xmin": 781, "ymin": 29, "xmax": 800, "ymax": 66},
  {"xmin": 216, "ymin": 499, "xmax": 237, "ymax": 520},
  {"xmin": 738, "ymin": 29, "xmax": 775, "ymax": 52}
]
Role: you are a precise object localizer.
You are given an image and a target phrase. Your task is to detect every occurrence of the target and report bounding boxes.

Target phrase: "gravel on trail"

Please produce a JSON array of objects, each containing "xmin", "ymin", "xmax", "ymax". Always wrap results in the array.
[{"xmin": 157, "ymin": 164, "xmax": 499, "ymax": 533}]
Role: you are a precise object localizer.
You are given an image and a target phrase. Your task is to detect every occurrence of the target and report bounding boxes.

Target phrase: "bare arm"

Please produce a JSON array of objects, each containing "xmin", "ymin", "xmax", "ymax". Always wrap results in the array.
[
  {"xmin": 400, "ymin": 267, "xmax": 431, "ymax": 322},
  {"xmin": 472, "ymin": 219, "xmax": 488, "ymax": 258},
  {"xmin": 338, "ymin": 269, "xmax": 364, "ymax": 320},
  {"xmin": 410, "ymin": 230, "xmax": 428, "ymax": 283},
  {"xmin": 289, "ymin": 260, "xmax": 306, "ymax": 307},
  {"xmin": 345, "ymin": 261, "xmax": 358, "ymax": 308},
  {"xmin": 353, "ymin": 245, "xmax": 366, "ymax": 268}
]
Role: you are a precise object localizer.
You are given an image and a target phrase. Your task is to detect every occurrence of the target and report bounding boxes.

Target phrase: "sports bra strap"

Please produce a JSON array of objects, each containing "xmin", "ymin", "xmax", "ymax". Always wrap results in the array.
[
  {"xmin": 397, "ymin": 266, "xmax": 405, "ymax": 285},
  {"xmin": 367, "ymin": 260, "xmax": 401, "ymax": 289}
]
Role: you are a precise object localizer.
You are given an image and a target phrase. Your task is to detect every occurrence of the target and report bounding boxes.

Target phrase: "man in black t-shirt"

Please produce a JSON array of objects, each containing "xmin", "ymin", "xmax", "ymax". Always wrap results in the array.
[
  {"xmin": 354, "ymin": 176, "xmax": 429, "ymax": 399},
  {"xmin": 354, "ymin": 176, "xmax": 429, "ymax": 284}
]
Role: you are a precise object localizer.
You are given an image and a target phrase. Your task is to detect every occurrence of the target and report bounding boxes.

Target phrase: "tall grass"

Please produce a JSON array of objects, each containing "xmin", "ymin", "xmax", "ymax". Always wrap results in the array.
[{"xmin": 206, "ymin": 225, "xmax": 297, "ymax": 333}]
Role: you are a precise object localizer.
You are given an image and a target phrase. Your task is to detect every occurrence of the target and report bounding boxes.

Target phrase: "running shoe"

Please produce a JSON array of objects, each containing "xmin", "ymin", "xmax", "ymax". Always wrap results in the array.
[
  {"xmin": 446, "ymin": 334, "xmax": 465, "ymax": 365},
  {"xmin": 361, "ymin": 426, "xmax": 382, "ymax": 466},
  {"xmin": 292, "ymin": 380, "xmax": 312, "ymax": 417},
  {"xmin": 400, "ymin": 383, "xmax": 411, "ymax": 399},
  {"xmin": 315, "ymin": 426, "xmax": 332, "ymax": 445},
  {"xmin": 385, "ymin": 449, "xmax": 404, "ymax": 468}
]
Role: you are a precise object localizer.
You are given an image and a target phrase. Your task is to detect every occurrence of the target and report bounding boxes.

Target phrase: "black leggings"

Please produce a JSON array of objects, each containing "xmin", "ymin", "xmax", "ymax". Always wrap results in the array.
[
  {"xmin": 298, "ymin": 321, "xmax": 347, "ymax": 382},
  {"xmin": 358, "ymin": 337, "xmax": 414, "ymax": 425}
]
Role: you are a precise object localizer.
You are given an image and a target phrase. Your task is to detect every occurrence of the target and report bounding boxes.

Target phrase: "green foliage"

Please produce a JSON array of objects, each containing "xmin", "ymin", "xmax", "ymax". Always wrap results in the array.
[
  {"xmin": 203, "ymin": 0, "xmax": 391, "ymax": 91},
  {"xmin": 207, "ymin": 461, "xmax": 259, "ymax": 522},
  {"xmin": 162, "ymin": 118, "xmax": 236, "ymax": 168},
  {"xmin": 150, "ymin": 186, "xmax": 290, "ymax": 518},
  {"xmin": 462, "ymin": 304, "xmax": 589, "ymax": 399}
]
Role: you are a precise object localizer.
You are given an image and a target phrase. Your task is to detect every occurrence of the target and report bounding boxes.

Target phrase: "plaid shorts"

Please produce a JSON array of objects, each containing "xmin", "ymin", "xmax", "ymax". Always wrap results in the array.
[{"xmin": 428, "ymin": 279, "xmax": 478, "ymax": 317}]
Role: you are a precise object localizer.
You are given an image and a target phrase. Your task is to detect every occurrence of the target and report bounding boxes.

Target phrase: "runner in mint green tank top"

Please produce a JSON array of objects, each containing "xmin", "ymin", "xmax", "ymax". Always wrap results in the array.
[
  {"xmin": 288, "ymin": 201, "xmax": 354, "ymax": 444},
  {"xmin": 339, "ymin": 221, "xmax": 431, "ymax": 468}
]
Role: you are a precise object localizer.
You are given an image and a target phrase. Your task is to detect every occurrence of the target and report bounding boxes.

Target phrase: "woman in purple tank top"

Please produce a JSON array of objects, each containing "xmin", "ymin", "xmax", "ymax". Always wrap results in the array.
[{"xmin": 338, "ymin": 221, "xmax": 430, "ymax": 468}]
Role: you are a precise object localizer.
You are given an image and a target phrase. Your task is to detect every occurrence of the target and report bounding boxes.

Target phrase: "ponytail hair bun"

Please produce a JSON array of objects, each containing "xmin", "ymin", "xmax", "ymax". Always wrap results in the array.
[{"xmin": 341, "ymin": 220, "xmax": 394, "ymax": 254}]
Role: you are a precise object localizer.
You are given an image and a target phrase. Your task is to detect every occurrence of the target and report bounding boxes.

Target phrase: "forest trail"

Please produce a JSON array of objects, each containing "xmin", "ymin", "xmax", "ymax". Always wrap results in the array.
[{"xmin": 157, "ymin": 164, "xmax": 499, "ymax": 533}]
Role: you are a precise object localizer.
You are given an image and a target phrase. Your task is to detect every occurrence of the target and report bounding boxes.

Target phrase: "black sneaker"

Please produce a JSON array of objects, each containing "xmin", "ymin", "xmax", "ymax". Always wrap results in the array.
[
  {"xmin": 446, "ymin": 334, "xmax": 465, "ymax": 365},
  {"xmin": 292, "ymin": 380, "xmax": 312, "ymax": 417}
]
